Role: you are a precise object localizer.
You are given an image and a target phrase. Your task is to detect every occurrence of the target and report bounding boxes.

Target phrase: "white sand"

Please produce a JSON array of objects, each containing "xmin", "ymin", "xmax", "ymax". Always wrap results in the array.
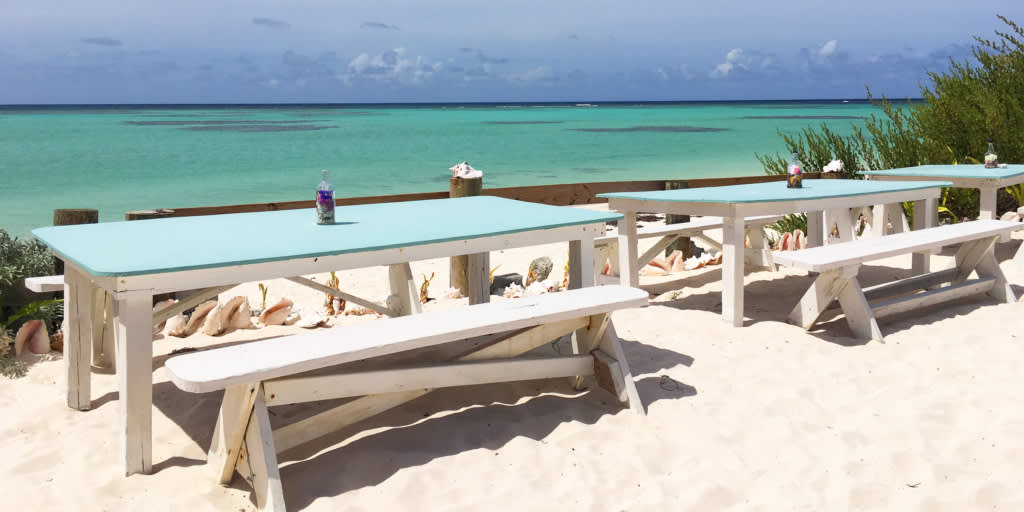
[{"xmin": 4, "ymin": 214, "xmax": 1024, "ymax": 511}]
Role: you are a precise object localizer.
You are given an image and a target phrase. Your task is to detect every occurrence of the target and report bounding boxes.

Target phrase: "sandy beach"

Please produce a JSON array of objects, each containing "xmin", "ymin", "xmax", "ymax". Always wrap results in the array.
[{"xmin": 3, "ymin": 213, "xmax": 1024, "ymax": 511}]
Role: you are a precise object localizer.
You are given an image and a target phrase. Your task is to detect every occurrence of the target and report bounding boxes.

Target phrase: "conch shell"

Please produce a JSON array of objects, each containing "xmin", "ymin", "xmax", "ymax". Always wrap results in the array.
[
  {"xmin": 258, "ymin": 298, "xmax": 293, "ymax": 326},
  {"xmin": 201, "ymin": 296, "xmax": 252, "ymax": 336},
  {"xmin": 153, "ymin": 299, "xmax": 177, "ymax": 333},
  {"xmin": 164, "ymin": 314, "xmax": 188, "ymax": 337},
  {"xmin": 14, "ymin": 319, "xmax": 50, "ymax": 355},
  {"xmin": 185, "ymin": 300, "xmax": 218, "ymax": 336}
]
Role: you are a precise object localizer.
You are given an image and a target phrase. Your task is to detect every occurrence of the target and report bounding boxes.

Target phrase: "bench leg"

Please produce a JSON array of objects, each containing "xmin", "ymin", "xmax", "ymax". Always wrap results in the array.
[
  {"xmin": 835, "ymin": 275, "xmax": 884, "ymax": 342},
  {"xmin": 208, "ymin": 383, "xmax": 260, "ymax": 484},
  {"xmin": 974, "ymin": 251, "xmax": 1016, "ymax": 302},
  {"xmin": 594, "ymin": 321, "xmax": 645, "ymax": 415},
  {"xmin": 595, "ymin": 240, "xmax": 620, "ymax": 281},
  {"xmin": 568, "ymin": 238, "xmax": 594, "ymax": 289},
  {"xmin": 235, "ymin": 387, "xmax": 286, "ymax": 511},
  {"xmin": 62, "ymin": 267, "xmax": 93, "ymax": 411},
  {"xmin": 789, "ymin": 265, "xmax": 883, "ymax": 342},
  {"xmin": 952, "ymin": 236, "xmax": 998, "ymax": 284},
  {"xmin": 571, "ymin": 313, "xmax": 611, "ymax": 390},
  {"xmin": 807, "ymin": 211, "xmax": 824, "ymax": 247},
  {"xmin": 744, "ymin": 226, "xmax": 776, "ymax": 271}
]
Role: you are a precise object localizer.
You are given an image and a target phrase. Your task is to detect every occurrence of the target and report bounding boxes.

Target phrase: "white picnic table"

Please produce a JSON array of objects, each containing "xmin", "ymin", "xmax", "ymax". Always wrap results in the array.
[
  {"xmin": 31, "ymin": 196, "xmax": 621, "ymax": 476},
  {"xmin": 862, "ymin": 164, "xmax": 1024, "ymax": 219},
  {"xmin": 598, "ymin": 179, "xmax": 951, "ymax": 327}
]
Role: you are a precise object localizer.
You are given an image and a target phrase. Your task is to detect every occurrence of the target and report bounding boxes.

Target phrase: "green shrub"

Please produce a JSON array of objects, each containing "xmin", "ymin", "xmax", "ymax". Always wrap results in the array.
[
  {"xmin": 0, "ymin": 229, "xmax": 60, "ymax": 367},
  {"xmin": 760, "ymin": 15, "xmax": 1024, "ymax": 223}
]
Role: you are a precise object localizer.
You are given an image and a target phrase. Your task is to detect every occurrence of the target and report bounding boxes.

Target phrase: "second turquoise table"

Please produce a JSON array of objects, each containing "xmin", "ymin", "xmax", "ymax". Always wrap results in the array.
[{"xmin": 863, "ymin": 164, "xmax": 1024, "ymax": 219}]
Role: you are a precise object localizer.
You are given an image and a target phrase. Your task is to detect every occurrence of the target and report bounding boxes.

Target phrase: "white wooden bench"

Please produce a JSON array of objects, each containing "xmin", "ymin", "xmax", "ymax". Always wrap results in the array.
[
  {"xmin": 595, "ymin": 214, "xmax": 784, "ymax": 281},
  {"xmin": 773, "ymin": 219, "xmax": 1024, "ymax": 342},
  {"xmin": 24, "ymin": 275, "xmax": 65, "ymax": 293},
  {"xmin": 164, "ymin": 285, "xmax": 648, "ymax": 511}
]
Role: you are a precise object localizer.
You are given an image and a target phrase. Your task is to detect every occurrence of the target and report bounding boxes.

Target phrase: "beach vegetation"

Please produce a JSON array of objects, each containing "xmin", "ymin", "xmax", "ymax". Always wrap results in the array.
[
  {"xmin": 759, "ymin": 15, "xmax": 1024, "ymax": 226},
  {"xmin": 0, "ymin": 229, "xmax": 62, "ymax": 375}
]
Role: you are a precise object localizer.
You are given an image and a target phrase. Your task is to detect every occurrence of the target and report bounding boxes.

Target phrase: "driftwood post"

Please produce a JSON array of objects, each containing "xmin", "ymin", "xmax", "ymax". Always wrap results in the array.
[
  {"xmin": 449, "ymin": 176, "xmax": 483, "ymax": 297},
  {"xmin": 664, "ymin": 181, "xmax": 691, "ymax": 258},
  {"xmin": 53, "ymin": 209, "xmax": 99, "ymax": 275}
]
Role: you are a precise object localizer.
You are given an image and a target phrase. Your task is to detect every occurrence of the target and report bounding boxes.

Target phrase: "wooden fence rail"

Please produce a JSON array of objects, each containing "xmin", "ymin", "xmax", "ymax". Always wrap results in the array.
[{"xmin": 125, "ymin": 172, "xmax": 838, "ymax": 220}]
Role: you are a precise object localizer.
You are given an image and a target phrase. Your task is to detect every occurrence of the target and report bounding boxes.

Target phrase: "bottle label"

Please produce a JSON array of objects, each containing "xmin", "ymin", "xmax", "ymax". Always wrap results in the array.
[{"xmin": 316, "ymin": 190, "xmax": 335, "ymax": 224}]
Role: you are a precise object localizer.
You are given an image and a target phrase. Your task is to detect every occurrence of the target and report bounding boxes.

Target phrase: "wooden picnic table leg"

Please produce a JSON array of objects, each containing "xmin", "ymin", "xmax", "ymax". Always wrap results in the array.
[
  {"xmin": 979, "ymin": 185, "xmax": 998, "ymax": 220},
  {"xmin": 467, "ymin": 252, "xmax": 491, "ymax": 304},
  {"xmin": 62, "ymin": 266, "xmax": 93, "ymax": 411},
  {"xmin": 912, "ymin": 197, "xmax": 938, "ymax": 275},
  {"xmin": 617, "ymin": 211, "xmax": 640, "ymax": 288},
  {"xmin": 824, "ymin": 208, "xmax": 854, "ymax": 244},
  {"xmin": 721, "ymin": 216, "xmax": 745, "ymax": 327},
  {"xmin": 568, "ymin": 236, "xmax": 595, "ymax": 289},
  {"xmin": 806, "ymin": 210, "xmax": 824, "ymax": 247},
  {"xmin": 387, "ymin": 263, "xmax": 422, "ymax": 315},
  {"xmin": 113, "ymin": 293, "xmax": 154, "ymax": 476}
]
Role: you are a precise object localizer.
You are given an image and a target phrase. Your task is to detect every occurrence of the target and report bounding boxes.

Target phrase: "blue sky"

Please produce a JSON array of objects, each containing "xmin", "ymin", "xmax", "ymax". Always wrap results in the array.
[{"xmin": 2, "ymin": 1, "xmax": 1022, "ymax": 104}]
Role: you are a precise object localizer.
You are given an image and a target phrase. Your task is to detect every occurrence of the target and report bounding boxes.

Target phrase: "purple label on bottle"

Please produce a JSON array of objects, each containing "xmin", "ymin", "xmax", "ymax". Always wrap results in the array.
[{"xmin": 317, "ymin": 190, "xmax": 334, "ymax": 206}]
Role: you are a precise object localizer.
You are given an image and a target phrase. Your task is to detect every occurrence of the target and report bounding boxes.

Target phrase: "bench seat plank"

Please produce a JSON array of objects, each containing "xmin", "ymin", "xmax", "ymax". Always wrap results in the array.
[
  {"xmin": 773, "ymin": 219, "xmax": 1023, "ymax": 272},
  {"xmin": 165, "ymin": 285, "xmax": 648, "ymax": 393},
  {"xmin": 24, "ymin": 275, "xmax": 65, "ymax": 293}
]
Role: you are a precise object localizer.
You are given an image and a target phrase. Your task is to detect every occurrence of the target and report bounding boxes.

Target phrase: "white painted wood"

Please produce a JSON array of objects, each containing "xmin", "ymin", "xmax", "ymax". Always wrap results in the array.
[
  {"xmin": 617, "ymin": 211, "xmax": 640, "ymax": 288},
  {"xmin": 772, "ymin": 220, "xmax": 1023, "ymax": 273},
  {"xmin": 692, "ymin": 233, "xmax": 722, "ymax": 251},
  {"xmin": 593, "ymin": 215, "xmax": 784, "ymax": 246},
  {"xmin": 860, "ymin": 268, "xmax": 958, "ymax": 303},
  {"xmin": 637, "ymin": 236, "xmax": 679, "ymax": 269},
  {"xmin": 568, "ymin": 237, "xmax": 594, "ymax": 289},
  {"xmin": 387, "ymin": 263, "xmax": 422, "ymax": 315},
  {"xmin": 24, "ymin": 274, "xmax": 65, "ymax": 292},
  {"xmin": 271, "ymin": 315, "xmax": 592, "ymax": 453},
  {"xmin": 100, "ymin": 223, "xmax": 607, "ymax": 295},
  {"xmin": 238, "ymin": 389, "xmax": 286, "ymax": 512},
  {"xmin": 835, "ymin": 273, "xmax": 884, "ymax": 342},
  {"xmin": 273, "ymin": 390, "xmax": 427, "ymax": 455},
  {"xmin": 979, "ymin": 186, "xmax": 998, "ymax": 220},
  {"xmin": 788, "ymin": 268, "xmax": 851, "ymax": 329},
  {"xmin": 90, "ymin": 288, "xmax": 113, "ymax": 369},
  {"xmin": 721, "ymin": 216, "xmax": 745, "ymax": 327},
  {"xmin": 62, "ymin": 267, "xmax": 92, "ymax": 411},
  {"xmin": 264, "ymin": 356, "xmax": 594, "ymax": 406},
  {"xmin": 285, "ymin": 276, "xmax": 391, "ymax": 316},
  {"xmin": 113, "ymin": 293, "xmax": 154, "ymax": 476},
  {"xmin": 973, "ymin": 252, "xmax": 1016, "ymax": 302},
  {"xmin": 208, "ymin": 383, "xmax": 259, "ymax": 484},
  {"xmin": 952, "ymin": 237, "xmax": 997, "ymax": 284},
  {"xmin": 467, "ymin": 251, "xmax": 491, "ymax": 304},
  {"xmin": 911, "ymin": 197, "xmax": 938, "ymax": 274},
  {"xmin": 596, "ymin": 321, "xmax": 644, "ymax": 415},
  {"xmin": 807, "ymin": 210, "xmax": 824, "ymax": 247},
  {"xmin": 746, "ymin": 226, "xmax": 776, "ymax": 271},
  {"xmin": 872, "ymin": 279, "xmax": 996, "ymax": 320},
  {"xmin": 165, "ymin": 286, "xmax": 647, "ymax": 393},
  {"xmin": 571, "ymin": 313, "xmax": 610, "ymax": 390}
]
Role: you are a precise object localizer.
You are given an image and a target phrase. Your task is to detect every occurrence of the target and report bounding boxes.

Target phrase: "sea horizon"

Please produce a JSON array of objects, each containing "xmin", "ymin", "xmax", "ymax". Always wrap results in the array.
[{"xmin": 1, "ymin": 99, "xmax": 884, "ymax": 237}]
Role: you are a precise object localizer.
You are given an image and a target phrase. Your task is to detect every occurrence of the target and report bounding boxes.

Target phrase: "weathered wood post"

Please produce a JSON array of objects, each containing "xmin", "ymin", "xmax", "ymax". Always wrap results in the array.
[
  {"xmin": 449, "ymin": 176, "xmax": 484, "ymax": 299},
  {"xmin": 664, "ymin": 180, "xmax": 691, "ymax": 258},
  {"xmin": 124, "ymin": 209, "xmax": 175, "ymax": 221},
  {"xmin": 51, "ymin": 208, "xmax": 113, "ymax": 369},
  {"xmin": 53, "ymin": 209, "xmax": 99, "ymax": 275}
]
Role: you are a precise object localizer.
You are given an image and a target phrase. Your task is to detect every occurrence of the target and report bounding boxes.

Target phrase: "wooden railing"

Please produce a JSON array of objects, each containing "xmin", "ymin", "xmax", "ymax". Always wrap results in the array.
[{"xmin": 125, "ymin": 172, "xmax": 839, "ymax": 219}]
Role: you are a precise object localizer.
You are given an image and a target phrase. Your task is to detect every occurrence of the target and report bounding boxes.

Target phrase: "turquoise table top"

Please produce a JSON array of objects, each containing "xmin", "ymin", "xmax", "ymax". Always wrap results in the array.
[
  {"xmin": 33, "ymin": 196, "xmax": 621, "ymax": 277},
  {"xmin": 861, "ymin": 164, "xmax": 1024, "ymax": 180},
  {"xmin": 598, "ymin": 178, "xmax": 952, "ymax": 204}
]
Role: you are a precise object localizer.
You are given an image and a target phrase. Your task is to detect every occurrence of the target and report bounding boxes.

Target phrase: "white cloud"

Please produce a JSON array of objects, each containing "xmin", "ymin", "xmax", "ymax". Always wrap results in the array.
[
  {"xmin": 710, "ymin": 48, "xmax": 749, "ymax": 78},
  {"xmin": 819, "ymin": 40, "xmax": 838, "ymax": 59},
  {"xmin": 506, "ymin": 66, "xmax": 553, "ymax": 83},
  {"xmin": 345, "ymin": 48, "xmax": 439, "ymax": 84}
]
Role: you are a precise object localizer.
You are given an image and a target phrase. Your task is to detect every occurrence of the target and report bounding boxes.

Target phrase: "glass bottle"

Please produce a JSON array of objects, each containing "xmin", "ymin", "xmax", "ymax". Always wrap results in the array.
[
  {"xmin": 316, "ymin": 169, "xmax": 335, "ymax": 225},
  {"xmin": 786, "ymin": 152, "xmax": 803, "ymax": 189},
  {"xmin": 984, "ymin": 139, "xmax": 998, "ymax": 168}
]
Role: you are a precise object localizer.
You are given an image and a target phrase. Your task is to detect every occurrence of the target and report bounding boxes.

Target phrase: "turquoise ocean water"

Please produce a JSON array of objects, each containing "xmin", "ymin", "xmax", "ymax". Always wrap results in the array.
[{"xmin": 0, "ymin": 101, "xmax": 879, "ymax": 237}]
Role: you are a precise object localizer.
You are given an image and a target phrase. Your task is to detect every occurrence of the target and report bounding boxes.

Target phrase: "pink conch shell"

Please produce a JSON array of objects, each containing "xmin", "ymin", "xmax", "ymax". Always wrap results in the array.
[
  {"xmin": 153, "ymin": 299, "xmax": 176, "ymax": 333},
  {"xmin": 258, "ymin": 298, "xmax": 294, "ymax": 326},
  {"xmin": 164, "ymin": 314, "xmax": 188, "ymax": 337},
  {"xmin": 670, "ymin": 253, "xmax": 688, "ymax": 273},
  {"xmin": 1001, "ymin": 211, "xmax": 1021, "ymax": 222},
  {"xmin": 793, "ymin": 229, "xmax": 807, "ymax": 250},
  {"xmin": 223, "ymin": 296, "xmax": 252, "ymax": 330},
  {"xmin": 777, "ymin": 232, "xmax": 792, "ymax": 251},
  {"xmin": 185, "ymin": 300, "xmax": 218, "ymax": 336},
  {"xmin": 14, "ymin": 319, "xmax": 50, "ymax": 355}
]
